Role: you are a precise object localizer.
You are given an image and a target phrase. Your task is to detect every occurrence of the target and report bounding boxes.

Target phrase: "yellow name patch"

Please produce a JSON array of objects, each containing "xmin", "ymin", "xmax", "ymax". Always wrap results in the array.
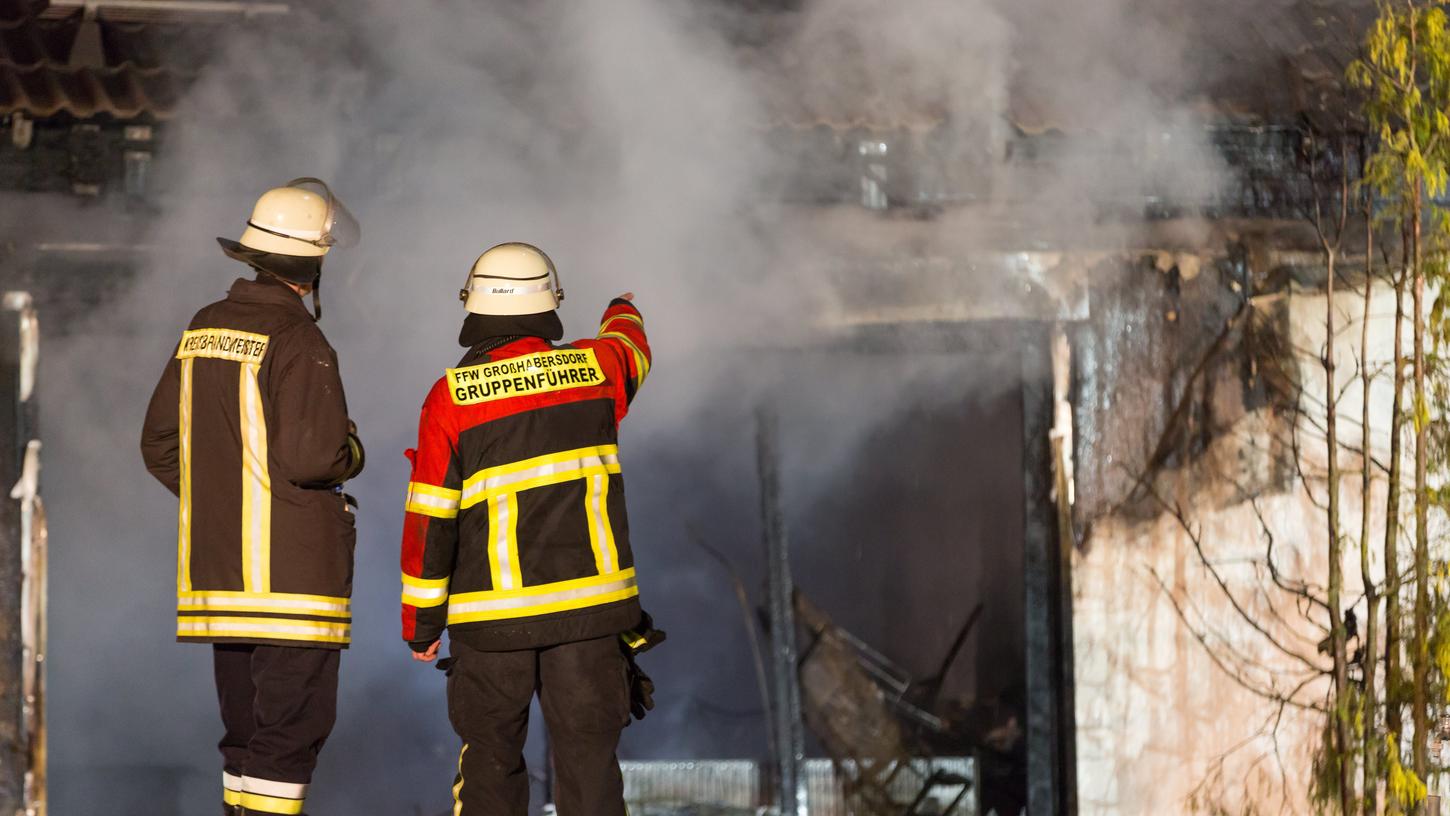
[
  {"xmin": 176, "ymin": 328, "xmax": 271, "ymax": 363},
  {"xmin": 448, "ymin": 348, "xmax": 604, "ymax": 405}
]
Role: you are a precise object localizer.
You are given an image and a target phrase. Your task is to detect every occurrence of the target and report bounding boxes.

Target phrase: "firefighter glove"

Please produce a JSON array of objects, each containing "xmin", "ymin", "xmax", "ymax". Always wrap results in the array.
[
  {"xmin": 626, "ymin": 652, "xmax": 655, "ymax": 723},
  {"xmin": 621, "ymin": 610, "xmax": 666, "ymax": 656},
  {"xmin": 341, "ymin": 420, "xmax": 365, "ymax": 482}
]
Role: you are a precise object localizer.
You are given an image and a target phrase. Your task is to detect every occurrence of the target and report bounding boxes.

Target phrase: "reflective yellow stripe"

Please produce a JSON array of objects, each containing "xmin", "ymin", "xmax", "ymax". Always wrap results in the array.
[
  {"xmin": 448, "ymin": 587, "xmax": 639, "ymax": 625},
  {"xmin": 453, "ymin": 567, "xmax": 636, "ymax": 601},
  {"xmin": 406, "ymin": 500, "xmax": 459, "ymax": 518},
  {"xmin": 486, "ymin": 498, "xmax": 504, "ymax": 589},
  {"xmin": 453, "ymin": 743, "xmax": 468, "ymax": 816},
  {"xmin": 585, "ymin": 473, "xmax": 619, "ymax": 574},
  {"xmin": 402, "ymin": 591, "xmax": 448, "ymax": 608},
  {"xmin": 464, "ymin": 446, "xmax": 627, "ymax": 594},
  {"xmin": 466, "ymin": 466, "xmax": 620, "ymax": 510},
  {"xmin": 447, "ymin": 570, "xmax": 638, "ymax": 624},
  {"xmin": 177, "ymin": 357, "xmax": 194, "ymax": 593},
  {"xmin": 464, "ymin": 464, "xmax": 620, "ymax": 509},
  {"xmin": 238, "ymin": 791, "xmax": 305, "ymax": 814},
  {"xmin": 407, "ymin": 502, "xmax": 458, "ymax": 519},
  {"xmin": 467, "ymin": 446, "xmax": 619, "ymax": 487},
  {"xmin": 177, "ymin": 616, "xmax": 350, "ymax": 644},
  {"xmin": 180, "ymin": 590, "xmax": 351, "ymax": 604},
  {"xmin": 600, "ymin": 331, "xmax": 650, "ymax": 385},
  {"xmin": 406, "ymin": 481, "xmax": 461, "ymax": 519},
  {"xmin": 401, "ymin": 574, "xmax": 450, "ymax": 608},
  {"xmin": 486, "ymin": 493, "xmax": 521, "ymax": 590},
  {"xmin": 505, "ymin": 494, "xmax": 522, "ymax": 593},
  {"xmin": 239, "ymin": 362, "xmax": 272, "ymax": 593},
  {"xmin": 409, "ymin": 482, "xmax": 462, "ymax": 500},
  {"xmin": 460, "ymin": 445, "xmax": 620, "ymax": 509},
  {"xmin": 177, "ymin": 591, "xmax": 351, "ymax": 619},
  {"xmin": 600, "ymin": 312, "xmax": 644, "ymax": 330},
  {"xmin": 223, "ymin": 789, "xmax": 242, "ymax": 806},
  {"xmin": 402, "ymin": 574, "xmax": 449, "ymax": 589}
]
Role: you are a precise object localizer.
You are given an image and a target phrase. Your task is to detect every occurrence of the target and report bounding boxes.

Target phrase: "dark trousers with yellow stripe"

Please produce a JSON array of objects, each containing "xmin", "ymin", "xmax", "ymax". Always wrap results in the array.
[
  {"xmin": 215, "ymin": 644, "xmax": 339, "ymax": 815},
  {"xmin": 446, "ymin": 635, "xmax": 630, "ymax": 816}
]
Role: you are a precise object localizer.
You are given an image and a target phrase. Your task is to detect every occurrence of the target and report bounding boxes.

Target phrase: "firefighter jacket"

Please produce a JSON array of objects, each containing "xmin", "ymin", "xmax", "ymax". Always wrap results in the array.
[
  {"xmin": 400, "ymin": 299, "xmax": 652, "ymax": 651},
  {"xmin": 141, "ymin": 276, "xmax": 361, "ymax": 650}
]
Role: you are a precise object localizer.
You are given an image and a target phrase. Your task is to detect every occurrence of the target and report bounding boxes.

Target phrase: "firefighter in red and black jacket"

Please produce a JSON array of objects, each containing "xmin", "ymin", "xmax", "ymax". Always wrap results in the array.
[
  {"xmin": 141, "ymin": 179, "xmax": 364, "ymax": 816},
  {"xmin": 402, "ymin": 242, "xmax": 657, "ymax": 816}
]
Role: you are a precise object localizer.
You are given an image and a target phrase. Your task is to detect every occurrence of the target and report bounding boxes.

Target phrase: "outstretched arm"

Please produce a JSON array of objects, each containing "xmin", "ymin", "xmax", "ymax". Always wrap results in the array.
[{"xmin": 593, "ymin": 293, "xmax": 652, "ymax": 406}]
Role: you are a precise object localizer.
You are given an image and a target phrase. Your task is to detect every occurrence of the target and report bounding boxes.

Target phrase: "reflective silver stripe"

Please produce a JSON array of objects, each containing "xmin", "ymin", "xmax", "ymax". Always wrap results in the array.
[
  {"xmin": 224, "ymin": 772, "xmax": 243, "ymax": 792},
  {"xmin": 461, "ymin": 452, "xmax": 619, "ymax": 505},
  {"xmin": 241, "ymin": 776, "xmax": 309, "ymax": 799},
  {"xmin": 179, "ymin": 594, "xmax": 350, "ymax": 615},
  {"xmin": 589, "ymin": 474, "xmax": 615, "ymax": 573},
  {"xmin": 402, "ymin": 585, "xmax": 448, "ymax": 601},
  {"xmin": 177, "ymin": 620, "xmax": 349, "ymax": 638},
  {"xmin": 494, "ymin": 495, "xmax": 516, "ymax": 590},
  {"xmin": 449, "ymin": 574, "xmax": 637, "ymax": 615},
  {"xmin": 178, "ymin": 357, "xmax": 194, "ymax": 592},
  {"xmin": 407, "ymin": 490, "xmax": 459, "ymax": 511},
  {"xmin": 469, "ymin": 277, "xmax": 554, "ymax": 295},
  {"xmin": 239, "ymin": 363, "xmax": 271, "ymax": 593}
]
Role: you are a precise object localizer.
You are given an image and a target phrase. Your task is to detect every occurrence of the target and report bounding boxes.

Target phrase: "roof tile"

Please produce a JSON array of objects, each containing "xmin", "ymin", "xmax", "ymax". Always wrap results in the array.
[{"xmin": 0, "ymin": 61, "xmax": 178, "ymax": 119}]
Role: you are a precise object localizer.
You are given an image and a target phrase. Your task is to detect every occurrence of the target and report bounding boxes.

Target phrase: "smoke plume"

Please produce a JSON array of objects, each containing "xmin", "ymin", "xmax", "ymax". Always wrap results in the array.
[{"xmin": 33, "ymin": 0, "xmax": 1254, "ymax": 812}]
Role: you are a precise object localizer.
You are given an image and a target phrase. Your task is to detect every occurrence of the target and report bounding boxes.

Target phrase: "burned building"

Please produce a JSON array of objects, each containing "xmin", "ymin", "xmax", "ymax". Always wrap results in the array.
[{"xmin": 0, "ymin": 0, "xmax": 1396, "ymax": 814}]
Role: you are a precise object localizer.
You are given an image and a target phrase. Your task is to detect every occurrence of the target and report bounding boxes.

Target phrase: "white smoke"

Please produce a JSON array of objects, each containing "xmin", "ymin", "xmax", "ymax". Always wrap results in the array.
[{"xmin": 34, "ymin": 0, "xmax": 1246, "ymax": 812}]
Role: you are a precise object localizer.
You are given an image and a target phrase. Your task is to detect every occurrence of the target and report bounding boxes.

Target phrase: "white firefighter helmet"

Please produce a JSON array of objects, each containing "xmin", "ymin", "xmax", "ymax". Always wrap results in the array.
[
  {"xmin": 460, "ymin": 242, "xmax": 565, "ymax": 316},
  {"xmin": 237, "ymin": 177, "xmax": 359, "ymax": 259}
]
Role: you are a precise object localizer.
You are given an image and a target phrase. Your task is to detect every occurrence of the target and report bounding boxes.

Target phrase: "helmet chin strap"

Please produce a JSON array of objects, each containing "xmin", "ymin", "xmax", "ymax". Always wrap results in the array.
[{"xmin": 251, "ymin": 265, "xmax": 322, "ymax": 321}]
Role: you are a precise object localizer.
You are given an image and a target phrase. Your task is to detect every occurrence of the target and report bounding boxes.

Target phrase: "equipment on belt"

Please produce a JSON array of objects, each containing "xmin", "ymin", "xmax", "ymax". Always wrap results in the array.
[
  {"xmin": 459, "ymin": 242, "xmax": 565, "ymax": 316},
  {"xmin": 217, "ymin": 178, "xmax": 360, "ymax": 321}
]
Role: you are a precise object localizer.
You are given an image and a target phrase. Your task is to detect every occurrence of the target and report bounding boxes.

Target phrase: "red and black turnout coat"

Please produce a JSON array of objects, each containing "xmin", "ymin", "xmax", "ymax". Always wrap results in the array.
[{"xmin": 400, "ymin": 299, "xmax": 652, "ymax": 651}]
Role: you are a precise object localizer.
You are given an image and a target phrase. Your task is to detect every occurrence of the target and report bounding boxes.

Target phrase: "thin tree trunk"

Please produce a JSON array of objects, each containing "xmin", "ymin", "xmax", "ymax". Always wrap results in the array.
[
  {"xmin": 1363, "ymin": 208, "xmax": 1381, "ymax": 816},
  {"xmin": 1328, "ymin": 240, "xmax": 1354, "ymax": 815},
  {"xmin": 1385, "ymin": 224, "xmax": 1408, "ymax": 816},
  {"xmin": 1412, "ymin": 179, "xmax": 1429, "ymax": 784}
]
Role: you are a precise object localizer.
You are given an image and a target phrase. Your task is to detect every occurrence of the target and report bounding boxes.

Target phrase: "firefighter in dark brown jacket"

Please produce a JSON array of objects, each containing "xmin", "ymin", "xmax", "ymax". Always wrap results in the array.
[{"xmin": 141, "ymin": 178, "xmax": 364, "ymax": 816}]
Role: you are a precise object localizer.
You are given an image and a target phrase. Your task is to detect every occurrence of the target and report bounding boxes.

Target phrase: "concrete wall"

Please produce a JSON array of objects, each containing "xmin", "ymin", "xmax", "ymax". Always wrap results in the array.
[{"xmin": 1073, "ymin": 279, "xmax": 1406, "ymax": 815}]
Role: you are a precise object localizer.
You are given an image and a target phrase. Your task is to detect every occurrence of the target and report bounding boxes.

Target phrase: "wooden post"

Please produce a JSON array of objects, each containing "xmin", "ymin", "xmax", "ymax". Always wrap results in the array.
[{"xmin": 1, "ymin": 291, "xmax": 43, "ymax": 816}]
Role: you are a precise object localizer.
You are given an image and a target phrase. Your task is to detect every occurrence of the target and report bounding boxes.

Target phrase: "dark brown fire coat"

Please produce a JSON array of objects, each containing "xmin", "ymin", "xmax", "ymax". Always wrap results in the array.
[{"xmin": 141, "ymin": 276, "xmax": 360, "ymax": 649}]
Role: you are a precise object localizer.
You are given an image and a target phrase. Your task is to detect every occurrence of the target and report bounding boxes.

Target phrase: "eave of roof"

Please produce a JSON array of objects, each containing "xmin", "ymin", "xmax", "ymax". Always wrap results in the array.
[{"xmin": 0, "ymin": 59, "xmax": 177, "ymax": 119}]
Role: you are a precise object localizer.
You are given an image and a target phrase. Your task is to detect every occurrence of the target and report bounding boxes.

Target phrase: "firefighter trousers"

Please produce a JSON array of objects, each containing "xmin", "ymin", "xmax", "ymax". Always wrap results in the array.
[
  {"xmin": 214, "ymin": 644, "xmax": 339, "ymax": 816},
  {"xmin": 446, "ymin": 634, "xmax": 631, "ymax": 816}
]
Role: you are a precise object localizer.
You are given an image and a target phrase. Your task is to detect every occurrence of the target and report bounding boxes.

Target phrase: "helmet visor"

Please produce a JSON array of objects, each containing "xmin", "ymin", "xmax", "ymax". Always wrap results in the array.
[{"xmin": 286, "ymin": 177, "xmax": 361, "ymax": 249}]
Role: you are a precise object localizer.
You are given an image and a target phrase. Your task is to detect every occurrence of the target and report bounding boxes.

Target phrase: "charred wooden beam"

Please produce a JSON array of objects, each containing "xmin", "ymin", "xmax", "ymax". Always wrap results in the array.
[
  {"xmin": 1021, "ymin": 322, "xmax": 1077, "ymax": 816},
  {"xmin": 757, "ymin": 406, "xmax": 807, "ymax": 816},
  {"xmin": 0, "ymin": 291, "xmax": 42, "ymax": 816}
]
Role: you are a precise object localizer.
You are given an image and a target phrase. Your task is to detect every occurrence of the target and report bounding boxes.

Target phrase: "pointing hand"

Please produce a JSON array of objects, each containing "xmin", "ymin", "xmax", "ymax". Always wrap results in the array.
[{"xmin": 411, "ymin": 640, "xmax": 440, "ymax": 662}]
